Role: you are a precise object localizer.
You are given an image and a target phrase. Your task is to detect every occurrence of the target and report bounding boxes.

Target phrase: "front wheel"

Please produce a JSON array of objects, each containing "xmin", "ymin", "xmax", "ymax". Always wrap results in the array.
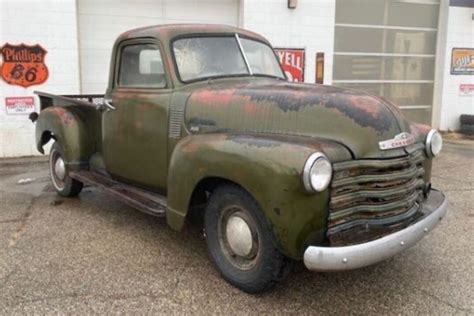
[
  {"xmin": 49, "ymin": 142, "xmax": 83, "ymax": 197},
  {"xmin": 204, "ymin": 185, "xmax": 290, "ymax": 293}
]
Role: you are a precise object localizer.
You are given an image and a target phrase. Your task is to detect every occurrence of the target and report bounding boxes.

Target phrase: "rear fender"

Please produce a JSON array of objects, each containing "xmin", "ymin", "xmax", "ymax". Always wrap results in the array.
[{"xmin": 35, "ymin": 106, "xmax": 99, "ymax": 167}]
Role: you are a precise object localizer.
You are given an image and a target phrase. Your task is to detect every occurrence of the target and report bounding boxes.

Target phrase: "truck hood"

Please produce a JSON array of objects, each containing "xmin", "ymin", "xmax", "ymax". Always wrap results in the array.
[{"xmin": 184, "ymin": 79, "xmax": 414, "ymax": 159}]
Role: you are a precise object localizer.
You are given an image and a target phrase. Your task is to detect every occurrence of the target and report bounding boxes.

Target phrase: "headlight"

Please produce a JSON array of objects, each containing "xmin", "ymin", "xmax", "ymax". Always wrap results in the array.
[
  {"xmin": 426, "ymin": 129, "xmax": 443, "ymax": 157},
  {"xmin": 303, "ymin": 152, "xmax": 332, "ymax": 192}
]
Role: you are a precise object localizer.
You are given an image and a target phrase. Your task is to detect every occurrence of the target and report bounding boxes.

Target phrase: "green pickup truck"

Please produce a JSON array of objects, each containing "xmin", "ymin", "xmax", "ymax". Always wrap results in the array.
[{"xmin": 32, "ymin": 24, "xmax": 447, "ymax": 293}]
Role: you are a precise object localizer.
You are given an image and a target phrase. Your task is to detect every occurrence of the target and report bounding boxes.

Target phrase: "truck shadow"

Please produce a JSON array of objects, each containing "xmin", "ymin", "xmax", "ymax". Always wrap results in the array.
[{"xmin": 49, "ymin": 186, "xmax": 443, "ymax": 313}]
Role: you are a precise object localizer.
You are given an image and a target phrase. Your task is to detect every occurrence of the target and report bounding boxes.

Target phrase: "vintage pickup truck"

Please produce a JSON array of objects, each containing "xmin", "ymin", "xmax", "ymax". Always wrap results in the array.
[{"xmin": 32, "ymin": 24, "xmax": 447, "ymax": 293}]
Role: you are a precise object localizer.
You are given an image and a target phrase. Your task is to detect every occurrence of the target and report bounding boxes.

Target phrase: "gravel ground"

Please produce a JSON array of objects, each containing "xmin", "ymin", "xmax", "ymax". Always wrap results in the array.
[{"xmin": 0, "ymin": 139, "xmax": 472, "ymax": 314}]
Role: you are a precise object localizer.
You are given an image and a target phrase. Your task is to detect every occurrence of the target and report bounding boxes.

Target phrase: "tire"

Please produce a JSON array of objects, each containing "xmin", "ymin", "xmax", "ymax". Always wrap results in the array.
[
  {"xmin": 460, "ymin": 124, "xmax": 474, "ymax": 135},
  {"xmin": 204, "ymin": 184, "xmax": 290, "ymax": 293},
  {"xmin": 49, "ymin": 142, "xmax": 83, "ymax": 197},
  {"xmin": 460, "ymin": 114, "xmax": 474, "ymax": 125}
]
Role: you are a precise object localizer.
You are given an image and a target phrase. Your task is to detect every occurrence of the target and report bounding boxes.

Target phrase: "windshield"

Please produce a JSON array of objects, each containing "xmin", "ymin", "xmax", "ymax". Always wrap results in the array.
[
  {"xmin": 239, "ymin": 38, "xmax": 284, "ymax": 79},
  {"xmin": 173, "ymin": 36, "xmax": 285, "ymax": 82}
]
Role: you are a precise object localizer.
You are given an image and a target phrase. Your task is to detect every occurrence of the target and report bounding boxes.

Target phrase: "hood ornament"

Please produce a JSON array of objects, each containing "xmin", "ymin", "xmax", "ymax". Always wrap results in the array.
[{"xmin": 379, "ymin": 132, "xmax": 415, "ymax": 150}]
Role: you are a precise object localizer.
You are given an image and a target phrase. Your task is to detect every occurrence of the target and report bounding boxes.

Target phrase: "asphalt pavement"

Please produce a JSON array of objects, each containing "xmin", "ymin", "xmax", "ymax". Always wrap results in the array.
[{"xmin": 0, "ymin": 138, "xmax": 473, "ymax": 314}]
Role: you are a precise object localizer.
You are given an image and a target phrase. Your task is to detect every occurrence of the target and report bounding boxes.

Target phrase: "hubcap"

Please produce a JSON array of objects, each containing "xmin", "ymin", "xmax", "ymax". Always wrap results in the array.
[
  {"xmin": 225, "ymin": 215, "xmax": 253, "ymax": 257},
  {"xmin": 50, "ymin": 149, "xmax": 66, "ymax": 191},
  {"xmin": 218, "ymin": 206, "xmax": 260, "ymax": 270},
  {"xmin": 54, "ymin": 157, "xmax": 66, "ymax": 180}
]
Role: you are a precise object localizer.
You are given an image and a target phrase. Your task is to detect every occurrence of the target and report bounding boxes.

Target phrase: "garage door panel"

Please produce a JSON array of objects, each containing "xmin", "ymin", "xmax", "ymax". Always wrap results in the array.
[
  {"xmin": 78, "ymin": 0, "xmax": 238, "ymax": 93},
  {"xmin": 79, "ymin": 15, "xmax": 159, "ymax": 41},
  {"xmin": 333, "ymin": 0, "xmax": 439, "ymax": 123},
  {"xmin": 82, "ymin": 83, "xmax": 108, "ymax": 95},
  {"xmin": 79, "ymin": 0, "xmax": 165, "ymax": 18},
  {"xmin": 164, "ymin": 0, "xmax": 238, "ymax": 24},
  {"xmin": 82, "ymin": 73, "xmax": 109, "ymax": 86}
]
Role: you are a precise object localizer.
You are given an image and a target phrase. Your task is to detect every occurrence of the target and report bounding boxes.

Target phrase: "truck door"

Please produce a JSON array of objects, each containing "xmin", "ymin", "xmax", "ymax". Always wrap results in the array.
[{"xmin": 102, "ymin": 40, "xmax": 171, "ymax": 192}]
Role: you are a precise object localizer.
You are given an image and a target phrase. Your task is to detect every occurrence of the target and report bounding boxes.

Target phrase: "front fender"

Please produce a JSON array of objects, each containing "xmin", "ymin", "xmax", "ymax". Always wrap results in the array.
[
  {"xmin": 35, "ymin": 106, "xmax": 100, "ymax": 166},
  {"xmin": 167, "ymin": 133, "xmax": 351, "ymax": 258}
]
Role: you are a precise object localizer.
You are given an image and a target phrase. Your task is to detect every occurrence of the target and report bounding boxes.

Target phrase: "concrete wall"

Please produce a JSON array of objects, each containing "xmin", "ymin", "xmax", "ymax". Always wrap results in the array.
[
  {"xmin": 241, "ymin": 0, "xmax": 335, "ymax": 85},
  {"xmin": 0, "ymin": 0, "xmax": 81, "ymax": 157},
  {"xmin": 437, "ymin": 4, "xmax": 474, "ymax": 130}
]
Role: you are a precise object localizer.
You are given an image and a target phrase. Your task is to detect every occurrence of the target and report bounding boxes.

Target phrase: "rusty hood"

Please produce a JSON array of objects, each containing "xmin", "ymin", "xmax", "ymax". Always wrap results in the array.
[{"xmin": 184, "ymin": 79, "xmax": 414, "ymax": 159}]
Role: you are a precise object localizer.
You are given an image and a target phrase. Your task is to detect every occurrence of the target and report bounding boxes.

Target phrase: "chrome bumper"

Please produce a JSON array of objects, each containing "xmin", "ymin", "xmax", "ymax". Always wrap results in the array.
[{"xmin": 304, "ymin": 190, "xmax": 448, "ymax": 271}]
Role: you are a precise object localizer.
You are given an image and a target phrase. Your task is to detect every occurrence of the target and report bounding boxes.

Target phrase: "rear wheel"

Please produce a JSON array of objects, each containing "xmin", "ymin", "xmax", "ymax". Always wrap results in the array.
[
  {"xmin": 49, "ymin": 142, "xmax": 83, "ymax": 197},
  {"xmin": 204, "ymin": 184, "xmax": 290, "ymax": 293}
]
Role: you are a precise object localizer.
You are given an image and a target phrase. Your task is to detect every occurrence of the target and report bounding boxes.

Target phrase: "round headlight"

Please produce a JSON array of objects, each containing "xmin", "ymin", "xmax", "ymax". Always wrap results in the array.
[
  {"xmin": 426, "ymin": 129, "xmax": 443, "ymax": 157},
  {"xmin": 303, "ymin": 153, "xmax": 332, "ymax": 192}
]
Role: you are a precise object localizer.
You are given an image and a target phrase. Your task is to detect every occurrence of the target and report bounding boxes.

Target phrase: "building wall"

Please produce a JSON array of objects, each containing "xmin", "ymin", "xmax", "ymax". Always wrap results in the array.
[
  {"xmin": 241, "ymin": 0, "xmax": 335, "ymax": 85},
  {"xmin": 0, "ymin": 0, "xmax": 81, "ymax": 157},
  {"xmin": 0, "ymin": 1, "xmax": 471, "ymax": 158},
  {"xmin": 438, "ymin": 4, "xmax": 474, "ymax": 130}
]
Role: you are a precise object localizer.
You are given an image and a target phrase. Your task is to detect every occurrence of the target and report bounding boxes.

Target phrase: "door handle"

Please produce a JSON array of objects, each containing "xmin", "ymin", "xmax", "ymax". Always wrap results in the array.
[{"xmin": 103, "ymin": 98, "xmax": 116, "ymax": 111}]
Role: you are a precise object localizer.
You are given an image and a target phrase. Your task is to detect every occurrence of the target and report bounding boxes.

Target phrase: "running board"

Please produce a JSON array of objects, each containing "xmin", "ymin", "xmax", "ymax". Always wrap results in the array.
[{"xmin": 70, "ymin": 170, "xmax": 167, "ymax": 217}]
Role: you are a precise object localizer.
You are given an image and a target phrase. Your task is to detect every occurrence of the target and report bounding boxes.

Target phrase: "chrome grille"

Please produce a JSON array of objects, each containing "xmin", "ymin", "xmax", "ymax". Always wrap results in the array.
[{"xmin": 328, "ymin": 145, "xmax": 427, "ymax": 246}]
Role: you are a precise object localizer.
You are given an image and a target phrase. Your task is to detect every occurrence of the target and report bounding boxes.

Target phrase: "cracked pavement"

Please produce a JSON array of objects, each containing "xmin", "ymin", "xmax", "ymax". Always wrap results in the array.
[{"xmin": 0, "ymin": 139, "xmax": 473, "ymax": 314}]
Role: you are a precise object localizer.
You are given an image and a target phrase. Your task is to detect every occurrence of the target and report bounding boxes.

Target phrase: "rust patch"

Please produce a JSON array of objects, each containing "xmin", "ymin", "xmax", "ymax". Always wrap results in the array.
[
  {"xmin": 226, "ymin": 134, "xmax": 283, "ymax": 148},
  {"xmin": 48, "ymin": 107, "xmax": 77, "ymax": 127},
  {"xmin": 324, "ymin": 92, "xmax": 396, "ymax": 133},
  {"xmin": 347, "ymin": 95, "xmax": 382, "ymax": 119},
  {"xmin": 411, "ymin": 123, "xmax": 431, "ymax": 136},
  {"xmin": 230, "ymin": 82, "xmax": 397, "ymax": 133},
  {"xmin": 181, "ymin": 141, "xmax": 200, "ymax": 154},
  {"xmin": 192, "ymin": 89, "xmax": 238, "ymax": 105}
]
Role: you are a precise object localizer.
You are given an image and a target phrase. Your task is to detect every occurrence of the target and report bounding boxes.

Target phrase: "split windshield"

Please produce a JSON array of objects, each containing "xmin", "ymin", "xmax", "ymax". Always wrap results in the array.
[{"xmin": 173, "ymin": 35, "xmax": 285, "ymax": 82}]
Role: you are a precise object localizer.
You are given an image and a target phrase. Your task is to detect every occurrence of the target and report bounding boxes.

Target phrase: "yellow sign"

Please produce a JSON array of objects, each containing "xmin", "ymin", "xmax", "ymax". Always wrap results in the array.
[{"xmin": 451, "ymin": 48, "xmax": 474, "ymax": 75}]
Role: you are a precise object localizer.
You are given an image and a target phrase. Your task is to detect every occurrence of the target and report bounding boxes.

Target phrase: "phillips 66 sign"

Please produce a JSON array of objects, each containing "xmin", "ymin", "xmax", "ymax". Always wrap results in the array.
[
  {"xmin": 0, "ymin": 43, "xmax": 49, "ymax": 87},
  {"xmin": 274, "ymin": 48, "xmax": 305, "ymax": 82}
]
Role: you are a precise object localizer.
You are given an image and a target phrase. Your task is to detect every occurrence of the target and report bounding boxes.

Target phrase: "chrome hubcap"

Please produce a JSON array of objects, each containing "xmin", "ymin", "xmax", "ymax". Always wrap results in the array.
[
  {"xmin": 225, "ymin": 215, "xmax": 253, "ymax": 257},
  {"xmin": 218, "ymin": 206, "xmax": 260, "ymax": 270},
  {"xmin": 54, "ymin": 157, "xmax": 66, "ymax": 180}
]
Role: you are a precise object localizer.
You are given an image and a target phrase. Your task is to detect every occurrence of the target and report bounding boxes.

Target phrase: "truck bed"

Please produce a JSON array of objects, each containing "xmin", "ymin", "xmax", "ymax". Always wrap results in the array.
[{"xmin": 35, "ymin": 91, "xmax": 104, "ymax": 111}]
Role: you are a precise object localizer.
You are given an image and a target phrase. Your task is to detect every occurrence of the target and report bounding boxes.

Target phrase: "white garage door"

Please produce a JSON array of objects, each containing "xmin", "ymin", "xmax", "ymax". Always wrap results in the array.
[
  {"xmin": 78, "ymin": 0, "xmax": 239, "ymax": 93},
  {"xmin": 332, "ymin": 0, "xmax": 439, "ymax": 125}
]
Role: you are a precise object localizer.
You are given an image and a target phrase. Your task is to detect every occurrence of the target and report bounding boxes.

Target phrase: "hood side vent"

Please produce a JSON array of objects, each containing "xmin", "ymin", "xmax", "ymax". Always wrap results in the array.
[{"xmin": 169, "ymin": 108, "xmax": 184, "ymax": 139}]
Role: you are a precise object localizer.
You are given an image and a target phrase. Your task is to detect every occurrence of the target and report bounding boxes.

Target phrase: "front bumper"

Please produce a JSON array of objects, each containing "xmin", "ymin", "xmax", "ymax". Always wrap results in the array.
[{"xmin": 304, "ymin": 189, "xmax": 447, "ymax": 271}]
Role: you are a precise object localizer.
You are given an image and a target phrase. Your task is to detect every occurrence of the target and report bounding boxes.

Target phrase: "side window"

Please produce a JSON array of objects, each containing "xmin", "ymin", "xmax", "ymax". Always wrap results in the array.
[{"xmin": 118, "ymin": 44, "xmax": 166, "ymax": 88}]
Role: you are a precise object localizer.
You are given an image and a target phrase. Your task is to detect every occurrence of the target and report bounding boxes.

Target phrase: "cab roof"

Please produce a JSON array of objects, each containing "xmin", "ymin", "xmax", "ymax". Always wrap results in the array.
[{"xmin": 116, "ymin": 23, "xmax": 270, "ymax": 45}]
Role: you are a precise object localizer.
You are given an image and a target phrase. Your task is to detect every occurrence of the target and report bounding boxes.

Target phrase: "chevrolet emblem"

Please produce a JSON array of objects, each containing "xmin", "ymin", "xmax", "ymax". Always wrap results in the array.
[{"xmin": 379, "ymin": 132, "xmax": 415, "ymax": 150}]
